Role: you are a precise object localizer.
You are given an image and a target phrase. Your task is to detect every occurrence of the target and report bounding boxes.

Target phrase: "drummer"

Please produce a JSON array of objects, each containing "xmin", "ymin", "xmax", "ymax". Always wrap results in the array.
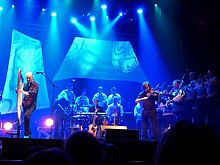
[{"xmin": 75, "ymin": 89, "xmax": 90, "ymax": 113}]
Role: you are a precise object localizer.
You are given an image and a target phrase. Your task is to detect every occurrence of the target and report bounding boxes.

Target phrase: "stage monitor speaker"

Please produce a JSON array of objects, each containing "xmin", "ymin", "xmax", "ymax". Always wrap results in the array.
[
  {"xmin": 96, "ymin": 125, "xmax": 127, "ymax": 139},
  {"xmin": 97, "ymin": 125, "xmax": 139, "ymax": 141},
  {"xmin": 100, "ymin": 125, "xmax": 128, "ymax": 130}
]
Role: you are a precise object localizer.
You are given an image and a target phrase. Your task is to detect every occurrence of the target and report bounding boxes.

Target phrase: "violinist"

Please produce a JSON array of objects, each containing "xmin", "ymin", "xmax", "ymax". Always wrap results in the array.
[{"xmin": 135, "ymin": 81, "xmax": 160, "ymax": 141}]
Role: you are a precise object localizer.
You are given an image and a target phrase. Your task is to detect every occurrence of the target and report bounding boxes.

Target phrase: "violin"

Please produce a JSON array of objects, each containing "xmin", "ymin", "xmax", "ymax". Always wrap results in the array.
[
  {"xmin": 138, "ymin": 89, "xmax": 161, "ymax": 101},
  {"xmin": 136, "ymin": 84, "xmax": 161, "ymax": 102}
]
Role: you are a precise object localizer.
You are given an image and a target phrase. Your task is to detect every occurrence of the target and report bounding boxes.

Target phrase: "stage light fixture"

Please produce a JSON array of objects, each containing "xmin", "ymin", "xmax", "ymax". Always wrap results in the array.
[
  {"xmin": 51, "ymin": 12, "xmax": 57, "ymax": 17},
  {"xmin": 137, "ymin": 8, "xmax": 143, "ymax": 14},
  {"xmin": 101, "ymin": 4, "xmax": 107, "ymax": 10},
  {"xmin": 90, "ymin": 16, "xmax": 95, "ymax": 21},
  {"xmin": 3, "ymin": 122, "xmax": 13, "ymax": 130},
  {"xmin": 11, "ymin": 5, "xmax": 15, "ymax": 8},
  {"xmin": 70, "ymin": 17, "xmax": 77, "ymax": 24},
  {"xmin": 0, "ymin": 6, "xmax": 3, "ymax": 11},
  {"xmin": 45, "ymin": 118, "xmax": 54, "ymax": 127}
]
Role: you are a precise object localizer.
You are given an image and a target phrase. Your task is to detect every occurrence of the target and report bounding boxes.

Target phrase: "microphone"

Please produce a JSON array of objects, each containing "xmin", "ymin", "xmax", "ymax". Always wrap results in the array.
[{"xmin": 36, "ymin": 71, "xmax": 44, "ymax": 74}]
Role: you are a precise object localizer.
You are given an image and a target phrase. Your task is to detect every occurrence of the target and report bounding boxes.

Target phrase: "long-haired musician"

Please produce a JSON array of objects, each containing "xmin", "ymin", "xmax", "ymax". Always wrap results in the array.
[{"xmin": 135, "ymin": 81, "xmax": 160, "ymax": 141}]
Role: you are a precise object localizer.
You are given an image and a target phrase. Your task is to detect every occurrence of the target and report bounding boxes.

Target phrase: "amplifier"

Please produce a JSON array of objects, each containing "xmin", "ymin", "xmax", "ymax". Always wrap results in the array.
[{"xmin": 97, "ymin": 125, "xmax": 139, "ymax": 141}]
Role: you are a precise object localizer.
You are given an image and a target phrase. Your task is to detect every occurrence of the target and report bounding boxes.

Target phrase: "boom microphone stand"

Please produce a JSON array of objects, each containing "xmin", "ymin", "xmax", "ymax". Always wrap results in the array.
[{"xmin": 37, "ymin": 72, "xmax": 57, "ymax": 139}]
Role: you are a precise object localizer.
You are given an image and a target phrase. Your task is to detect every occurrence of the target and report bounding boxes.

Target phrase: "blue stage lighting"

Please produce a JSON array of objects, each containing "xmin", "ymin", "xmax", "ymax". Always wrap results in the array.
[
  {"xmin": 51, "ymin": 12, "xmax": 57, "ymax": 17},
  {"xmin": 90, "ymin": 16, "xmax": 95, "ymax": 21},
  {"xmin": 101, "ymin": 4, "xmax": 107, "ymax": 10},
  {"xmin": 137, "ymin": 8, "xmax": 143, "ymax": 14}
]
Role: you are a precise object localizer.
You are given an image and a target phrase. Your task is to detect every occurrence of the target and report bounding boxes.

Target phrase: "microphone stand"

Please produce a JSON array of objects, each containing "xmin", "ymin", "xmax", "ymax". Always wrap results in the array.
[
  {"xmin": 39, "ymin": 72, "xmax": 57, "ymax": 139},
  {"xmin": 180, "ymin": 69, "xmax": 189, "ymax": 89}
]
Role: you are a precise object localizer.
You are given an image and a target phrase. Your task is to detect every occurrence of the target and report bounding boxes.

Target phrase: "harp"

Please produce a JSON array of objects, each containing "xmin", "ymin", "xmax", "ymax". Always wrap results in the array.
[{"xmin": 17, "ymin": 68, "xmax": 24, "ymax": 137}]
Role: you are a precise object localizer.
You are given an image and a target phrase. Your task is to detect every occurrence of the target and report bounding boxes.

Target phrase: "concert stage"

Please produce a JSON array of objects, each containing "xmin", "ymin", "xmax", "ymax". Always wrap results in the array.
[{"xmin": 0, "ymin": 136, "xmax": 158, "ymax": 165}]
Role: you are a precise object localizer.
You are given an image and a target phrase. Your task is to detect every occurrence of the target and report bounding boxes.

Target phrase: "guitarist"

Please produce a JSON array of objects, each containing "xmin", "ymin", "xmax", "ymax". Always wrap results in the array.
[{"xmin": 88, "ymin": 99, "xmax": 104, "ymax": 136}]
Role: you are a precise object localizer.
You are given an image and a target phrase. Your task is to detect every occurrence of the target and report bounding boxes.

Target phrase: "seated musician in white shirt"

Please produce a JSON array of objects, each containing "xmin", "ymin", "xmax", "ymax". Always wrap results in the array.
[{"xmin": 106, "ymin": 96, "xmax": 124, "ymax": 126}]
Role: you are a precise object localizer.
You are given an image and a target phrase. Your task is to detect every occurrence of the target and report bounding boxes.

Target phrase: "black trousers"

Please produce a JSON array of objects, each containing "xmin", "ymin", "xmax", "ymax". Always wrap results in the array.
[
  {"xmin": 141, "ymin": 109, "xmax": 158, "ymax": 141},
  {"xmin": 23, "ymin": 105, "xmax": 35, "ymax": 137}
]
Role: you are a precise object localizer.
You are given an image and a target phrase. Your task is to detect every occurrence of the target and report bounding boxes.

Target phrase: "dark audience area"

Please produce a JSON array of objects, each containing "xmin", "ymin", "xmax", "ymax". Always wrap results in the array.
[
  {"xmin": 0, "ymin": 121, "xmax": 220, "ymax": 165},
  {"xmin": 0, "ymin": 135, "xmax": 157, "ymax": 165}
]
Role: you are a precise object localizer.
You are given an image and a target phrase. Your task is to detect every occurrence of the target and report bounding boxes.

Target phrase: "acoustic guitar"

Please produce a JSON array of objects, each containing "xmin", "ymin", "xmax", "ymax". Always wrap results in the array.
[
  {"xmin": 112, "ymin": 112, "xmax": 117, "ymax": 126},
  {"xmin": 102, "ymin": 115, "xmax": 108, "ymax": 126},
  {"xmin": 88, "ymin": 108, "xmax": 98, "ymax": 137}
]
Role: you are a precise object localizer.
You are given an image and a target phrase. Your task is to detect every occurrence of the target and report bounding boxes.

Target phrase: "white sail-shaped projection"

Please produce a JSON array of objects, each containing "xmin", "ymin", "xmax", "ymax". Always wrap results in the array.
[
  {"xmin": 0, "ymin": 30, "xmax": 50, "ymax": 114},
  {"xmin": 53, "ymin": 37, "xmax": 147, "ymax": 83}
]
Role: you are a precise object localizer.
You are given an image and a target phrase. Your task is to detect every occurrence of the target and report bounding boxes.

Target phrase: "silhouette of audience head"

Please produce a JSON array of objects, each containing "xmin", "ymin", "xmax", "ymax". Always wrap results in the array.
[
  {"xmin": 22, "ymin": 145, "xmax": 46, "ymax": 160},
  {"xmin": 99, "ymin": 140, "xmax": 120, "ymax": 165},
  {"xmin": 63, "ymin": 131, "xmax": 102, "ymax": 165},
  {"xmin": 23, "ymin": 147, "xmax": 70, "ymax": 165},
  {"xmin": 154, "ymin": 120, "xmax": 220, "ymax": 165}
]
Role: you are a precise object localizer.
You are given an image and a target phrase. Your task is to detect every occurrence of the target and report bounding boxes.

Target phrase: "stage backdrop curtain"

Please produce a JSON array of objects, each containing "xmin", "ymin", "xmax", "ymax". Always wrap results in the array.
[
  {"xmin": 53, "ymin": 37, "xmax": 147, "ymax": 83},
  {"xmin": 0, "ymin": 30, "xmax": 50, "ymax": 114}
]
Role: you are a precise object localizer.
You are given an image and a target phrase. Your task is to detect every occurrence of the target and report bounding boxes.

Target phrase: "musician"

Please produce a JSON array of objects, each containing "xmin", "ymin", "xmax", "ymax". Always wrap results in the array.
[
  {"xmin": 57, "ymin": 83, "xmax": 76, "ymax": 110},
  {"xmin": 134, "ymin": 102, "xmax": 142, "ymax": 129},
  {"xmin": 92, "ymin": 86, "xmax": 108, "ymax": 111},
  {"xmin": 75, "ymin": 89, "xmax": 90, "ymax": 112},
  {"xmin": 106, "ymin": 96, "xmax": 124, "ymax": 126},
  {"xmin": 20, "ymin": 72, "xmax": 39, "ymax": 138},
  {"xmin": 107, "ymin": 87, "xmax": 122, "ymax": 106},
  {"xmin": 54, "ymin": 83, "xmax": 76, "ymax": 139},
  {"xmin": 89, "ymin": 99, "xmax": 104, "ymax": 126},
  {"xmin": 204, "ymin": 68, "xmax": 220, "ymax": 126},
  {"xmin": 193, "ymin": 74, "xmax": 208, "ymax": 124},
  {"xmin": 167, "ymin": 79, "xmax": 189, "ymax": 122},
  {"xmin": 135, "ymin": 81, "xmax": 159, "ymax": 141}
]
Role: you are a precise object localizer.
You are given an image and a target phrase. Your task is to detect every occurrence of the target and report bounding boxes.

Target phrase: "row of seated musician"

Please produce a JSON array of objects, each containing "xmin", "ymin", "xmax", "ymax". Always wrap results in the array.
[
  {"xmin": 55, "ymin": 96, "xmax": 123, "ymax": 118},
  {"xmin": 56, "ymin": 86, "xmax": 122, "ymax": 112}
]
